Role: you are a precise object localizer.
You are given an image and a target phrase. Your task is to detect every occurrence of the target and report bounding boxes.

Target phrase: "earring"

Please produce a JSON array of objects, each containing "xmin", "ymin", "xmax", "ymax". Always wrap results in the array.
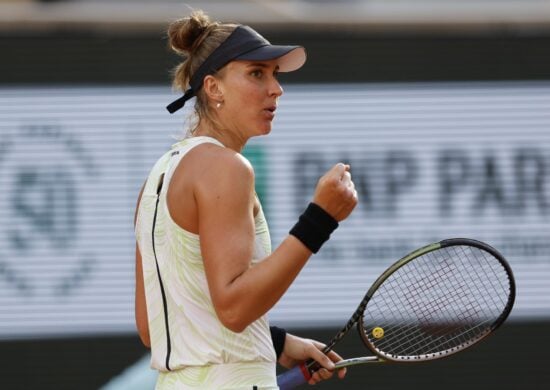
[{"xmin": 216, "ymin": 102, "xmax": 222, "ymax": 109}]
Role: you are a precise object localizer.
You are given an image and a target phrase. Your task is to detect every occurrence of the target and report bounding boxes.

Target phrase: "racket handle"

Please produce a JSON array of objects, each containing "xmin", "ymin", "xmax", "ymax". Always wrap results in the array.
[{"xmin": 277, "ymin": 363, "xmax": 311, "ymax": 390}]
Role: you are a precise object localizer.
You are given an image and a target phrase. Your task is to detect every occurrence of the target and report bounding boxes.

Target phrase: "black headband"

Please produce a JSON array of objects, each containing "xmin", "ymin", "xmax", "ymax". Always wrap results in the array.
[{"xmin": 166, "ymin": 25, "xmax": 305, "ymax": 114}]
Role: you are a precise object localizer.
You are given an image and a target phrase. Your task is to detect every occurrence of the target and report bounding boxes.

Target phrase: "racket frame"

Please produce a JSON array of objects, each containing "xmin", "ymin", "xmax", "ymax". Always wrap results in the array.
[
  {"xmin": 278, "ymin": 238, "xmax": 516, "ymax": 389},
  {"xmin": 356, "ymin": 238, "xmax": 516, "ymax": 363}
]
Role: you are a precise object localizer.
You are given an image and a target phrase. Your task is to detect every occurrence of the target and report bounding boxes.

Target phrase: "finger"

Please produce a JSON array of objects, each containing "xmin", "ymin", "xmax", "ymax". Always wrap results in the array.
[
  {"xmin": 347, "ymin": 175, "xmax": 355, "ymax": 189},
  {"xmin": 333, "ymin": 162, "xmax": 346, "ymax": 173},
  {"xmin": 309, "ymin": 368, "xmax": 334, "ymax": 384},
  {"xmin": 316, "ymin": 368, "xmax": 334, "ymax": 380},
  {"xmin": 346, "ymin": 181, "xmax": 358, "ymax": 201},
  {"xmin": 338, "ymin": 367, "xmax": 348, "ymax": 379},
  {"xmin": 311, "ymin": 366, "xmax": 346, "ymax": 381},
  {"xmin": 324, "ymin": 349, "xmax": 348, "ymax": 379},
  {"xmin": 343, "ymin": 185, "xmax": 357, "ymax": 205},
  {"xmin": 325, "ymin": 349, "xmax": 344, "ymax": 362},
  {"xmin": 310, "ymin": 351, "xmax": 336, "ymax": 371},
  {"xmin": 341, "ymin": 171, "xmax": 352, "ymax": 185},
  {"xmin": 329, "ymin": 162, "xmax": 349, "ymax": 178},
  {"xmin": 307, "ymin": 342, "xmax": 336, "ymax": 371}
]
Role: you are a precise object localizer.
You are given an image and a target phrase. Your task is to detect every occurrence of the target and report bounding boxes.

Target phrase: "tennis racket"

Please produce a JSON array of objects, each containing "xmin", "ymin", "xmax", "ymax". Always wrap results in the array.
[{"xmin": 277, "ymin": 238, "xmax": 515, "ymax": 389}]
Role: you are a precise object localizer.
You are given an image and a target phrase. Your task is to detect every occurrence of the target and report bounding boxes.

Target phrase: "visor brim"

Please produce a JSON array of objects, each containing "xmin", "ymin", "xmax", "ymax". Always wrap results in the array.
[{"xmin": 235, "ymin": 46, "xmax": 306, "ymax": 72}]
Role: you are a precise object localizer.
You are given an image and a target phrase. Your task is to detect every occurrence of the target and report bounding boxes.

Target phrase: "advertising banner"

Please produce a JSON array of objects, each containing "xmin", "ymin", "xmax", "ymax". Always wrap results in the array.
[{"xmin": 0, "ymin": 82, "xmax": 548, "ymax": 338}]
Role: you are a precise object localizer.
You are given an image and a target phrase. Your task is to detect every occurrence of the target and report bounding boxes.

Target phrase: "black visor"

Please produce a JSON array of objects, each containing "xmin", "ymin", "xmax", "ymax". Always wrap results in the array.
[{"xmin": 166, "ymin": 25, "xmax": 306, "ymax": 114}]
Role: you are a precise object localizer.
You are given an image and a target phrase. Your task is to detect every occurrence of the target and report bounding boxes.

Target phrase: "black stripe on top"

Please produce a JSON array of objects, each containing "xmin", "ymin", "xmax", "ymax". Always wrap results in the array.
[{"xmin": 152, "ymin": 173, "xmax": 172, "ymax": 371}]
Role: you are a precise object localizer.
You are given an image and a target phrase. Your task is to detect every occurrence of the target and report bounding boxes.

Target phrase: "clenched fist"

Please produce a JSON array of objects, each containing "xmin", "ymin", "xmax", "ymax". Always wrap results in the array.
[{"xmin": 312, "ymin": 163, "xmax": 358, "ymax": 222}]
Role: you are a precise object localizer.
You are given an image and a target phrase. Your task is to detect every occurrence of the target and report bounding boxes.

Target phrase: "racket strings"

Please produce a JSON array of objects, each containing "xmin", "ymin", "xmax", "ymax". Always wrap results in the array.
[
  {"xmin": 362, "ymin": 245, "xmax": 512, "ymax": 360},
  {"xmin": 377, "ymin": 315, "xmax": 494, "ymax": 358},
  {"xmin": 373, "ymin": 250, "xmax": 507, "ymax": 357},
  {"xmin": 374, "ymin": 265, "xmax": 501, "ymax": 356},
  {"xmin": 370, "ymin": 285, "xmax": 484, "ymax": 356}
]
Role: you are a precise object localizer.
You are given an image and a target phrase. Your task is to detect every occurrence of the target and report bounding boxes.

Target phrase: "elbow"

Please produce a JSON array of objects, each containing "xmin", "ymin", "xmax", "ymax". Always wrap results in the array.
[
  {"xmin": 219, "ymin": 313, "xmax": 249, "ymax": 333},
  {"xmin": 224, "ymin": 322, "xmax": 247, "ymax": 334},
  {"xmin": 216, "ymin": 306, "xmax": 250, "ymax": 333}
]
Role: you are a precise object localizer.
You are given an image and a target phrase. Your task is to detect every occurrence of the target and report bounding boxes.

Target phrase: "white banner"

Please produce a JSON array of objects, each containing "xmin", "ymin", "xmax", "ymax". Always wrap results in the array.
[{"xmin": 0, "ymin": 82, "xmax": 548, "ymax": 339}]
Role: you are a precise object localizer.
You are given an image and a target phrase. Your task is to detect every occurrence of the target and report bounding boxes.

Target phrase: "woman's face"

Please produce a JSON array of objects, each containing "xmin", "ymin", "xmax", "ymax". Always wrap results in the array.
[{"xmin": 217, "ymin": 59, "xmax": 284, "ymax": 139}]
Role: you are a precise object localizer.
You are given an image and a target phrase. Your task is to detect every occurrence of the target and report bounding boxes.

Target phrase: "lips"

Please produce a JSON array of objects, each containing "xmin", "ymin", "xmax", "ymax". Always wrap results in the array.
[{"xmin": 263, "ymin": 105, "xmax": 277, "ymax": 120}]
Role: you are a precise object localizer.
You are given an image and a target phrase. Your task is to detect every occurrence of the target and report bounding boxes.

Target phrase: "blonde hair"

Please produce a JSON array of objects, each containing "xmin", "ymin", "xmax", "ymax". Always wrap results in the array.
[{"xmin": 167, "ymin": 10, "xmax": 237, "ymax": 134}]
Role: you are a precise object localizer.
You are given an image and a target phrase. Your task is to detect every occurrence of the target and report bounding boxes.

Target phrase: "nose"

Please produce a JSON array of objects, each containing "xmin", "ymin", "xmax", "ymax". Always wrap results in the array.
[{"xmin": 270, "ymin": 77, "xmax": 284, "ymax": 97}]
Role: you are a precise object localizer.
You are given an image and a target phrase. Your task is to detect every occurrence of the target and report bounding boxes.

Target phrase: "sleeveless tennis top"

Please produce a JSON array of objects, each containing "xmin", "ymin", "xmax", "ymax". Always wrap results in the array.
[{"xmin": 135, "ymin": 136, "xmax": 278, "ymax": 389}]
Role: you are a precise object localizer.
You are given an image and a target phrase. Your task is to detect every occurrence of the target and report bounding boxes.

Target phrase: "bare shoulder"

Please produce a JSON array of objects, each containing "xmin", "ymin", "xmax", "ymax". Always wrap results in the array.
[{"xmin": 186, "ymin": 142, "xmax": 255, "ymax": 188}]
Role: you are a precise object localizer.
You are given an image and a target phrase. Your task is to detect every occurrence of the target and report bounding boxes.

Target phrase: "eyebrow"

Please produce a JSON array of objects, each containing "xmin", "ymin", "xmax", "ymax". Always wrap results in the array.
[{"xmin": 246, "ymin": 62, "xmax": 280, "ymax": 71}]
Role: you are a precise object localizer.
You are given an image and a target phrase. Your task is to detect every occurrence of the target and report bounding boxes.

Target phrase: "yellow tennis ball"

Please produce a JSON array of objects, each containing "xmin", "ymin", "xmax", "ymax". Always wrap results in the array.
[{"xmin": 372, "ymin": 327, "xmax": 384, "ymax": 339}]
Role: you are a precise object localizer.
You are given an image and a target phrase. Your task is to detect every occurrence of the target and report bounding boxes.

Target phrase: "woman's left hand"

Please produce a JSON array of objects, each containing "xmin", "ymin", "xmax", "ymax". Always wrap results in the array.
[{"xmin": 278, "ymin": 333, "xmax": 347, "ymax": 385}]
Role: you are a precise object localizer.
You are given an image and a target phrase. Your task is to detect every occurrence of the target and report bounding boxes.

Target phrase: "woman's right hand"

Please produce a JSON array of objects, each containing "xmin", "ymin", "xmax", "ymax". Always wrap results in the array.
[
  {"xmin": 278, "ymin": 333, "xmax": 347, "ymax": 385},
  {"xmin": 312, "ymin": 163, "xmax": 358, "ymax": 222}
]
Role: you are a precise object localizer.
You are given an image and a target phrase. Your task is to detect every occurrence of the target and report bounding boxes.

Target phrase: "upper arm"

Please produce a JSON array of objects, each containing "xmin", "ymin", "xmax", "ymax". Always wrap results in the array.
[
  {"xmin": 134, "ymin": 182, "xmax": 150, "ymax": 348},
  {"xmin": 194, "ymin": 150, "xmax": 256, "ymax": 321},
  {"xmin": 179, "ymin": 145, "xmax": 313, "ymax": 332}
]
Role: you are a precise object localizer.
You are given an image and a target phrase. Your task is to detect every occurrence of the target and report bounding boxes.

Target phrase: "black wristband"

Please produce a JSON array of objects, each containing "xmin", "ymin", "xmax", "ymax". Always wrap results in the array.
[
  {"xmin": 270, "ymin": 326, "xmax": 287, "ymax": 359},
  {"xmin": 289, "ymin": 203, "xmax": 339, "ymax": 253}
]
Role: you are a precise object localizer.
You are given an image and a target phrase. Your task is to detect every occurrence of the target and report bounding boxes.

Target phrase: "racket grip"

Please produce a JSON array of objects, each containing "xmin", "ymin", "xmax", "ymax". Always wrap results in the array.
[{"xmin": 277, "ymin": 363, "xmax": 311, "ymax": 390}]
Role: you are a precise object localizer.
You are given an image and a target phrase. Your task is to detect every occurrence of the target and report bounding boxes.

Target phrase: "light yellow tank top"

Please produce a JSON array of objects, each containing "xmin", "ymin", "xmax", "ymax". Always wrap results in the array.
[{"xmin": 135, "ymin": 136, "xmax": 277, "ymax": 389}]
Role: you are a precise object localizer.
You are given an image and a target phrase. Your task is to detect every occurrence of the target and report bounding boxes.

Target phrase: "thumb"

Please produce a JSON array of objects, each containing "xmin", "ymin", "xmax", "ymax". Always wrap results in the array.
[{"xmin": 329, "ymin": 163, "xmax": 349, "ymax": 177}]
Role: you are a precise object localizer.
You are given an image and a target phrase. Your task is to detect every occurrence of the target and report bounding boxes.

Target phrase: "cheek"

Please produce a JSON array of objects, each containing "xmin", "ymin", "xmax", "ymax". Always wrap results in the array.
[
  {"xmin": 232, "ymin": 78, "xmax": 263, "ymax": 101},
  {"xmin": 241, "ymin": 87, "xmax": 263, "ymax": 104},
  {"xmin": 224, "ymin": 78, "xmax": 265, "ymax": 119},
  {"xmin": 232, "ymin": 89, "xmax": 263, "ymax": 114}
]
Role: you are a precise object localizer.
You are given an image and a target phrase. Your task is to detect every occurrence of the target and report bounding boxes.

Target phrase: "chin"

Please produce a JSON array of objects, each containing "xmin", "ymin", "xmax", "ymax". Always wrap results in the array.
[{"xmin": 256, "ymin": 123, "xmax": 273, "ymax": 136}]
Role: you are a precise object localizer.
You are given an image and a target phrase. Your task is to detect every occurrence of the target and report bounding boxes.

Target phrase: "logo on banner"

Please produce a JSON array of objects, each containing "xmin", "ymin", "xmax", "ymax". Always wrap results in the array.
[
  {"xmin": 291, "ymin": 148, "xmax": 550, "ymax": 264},
  {"xmin": 0, "ymin": 124, "xmax": 99, "ymax": 298}
]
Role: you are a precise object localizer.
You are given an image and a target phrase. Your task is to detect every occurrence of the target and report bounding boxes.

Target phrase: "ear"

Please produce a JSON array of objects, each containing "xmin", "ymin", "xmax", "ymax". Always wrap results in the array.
[{"xmin": 202, "ymin": 75, "xmax": 224, "ymax": 104}]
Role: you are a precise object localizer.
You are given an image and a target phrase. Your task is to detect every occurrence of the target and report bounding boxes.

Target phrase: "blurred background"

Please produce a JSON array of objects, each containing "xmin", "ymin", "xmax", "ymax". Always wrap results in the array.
[{"xmin": 1, "ymin": 0, "xmax": 550, "ymax": 389}]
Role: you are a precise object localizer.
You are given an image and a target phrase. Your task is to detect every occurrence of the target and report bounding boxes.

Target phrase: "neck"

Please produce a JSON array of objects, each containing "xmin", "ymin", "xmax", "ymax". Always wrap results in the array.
[{"xmin": 194, "ymin": 120, "xmax": 247, "ymax": 153}]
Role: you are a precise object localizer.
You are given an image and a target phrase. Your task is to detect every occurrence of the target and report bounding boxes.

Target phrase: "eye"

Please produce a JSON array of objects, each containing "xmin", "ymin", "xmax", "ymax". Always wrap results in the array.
[{"xmin": 250, "ymin": 69, "xmax": 263, "ymax": 78}]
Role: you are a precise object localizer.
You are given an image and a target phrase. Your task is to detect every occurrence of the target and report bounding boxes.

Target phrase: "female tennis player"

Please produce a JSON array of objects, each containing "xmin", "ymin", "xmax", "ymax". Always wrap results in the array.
[{"xmin": 134, "ymin": 10, "xmax": 357, "ymax": 389}]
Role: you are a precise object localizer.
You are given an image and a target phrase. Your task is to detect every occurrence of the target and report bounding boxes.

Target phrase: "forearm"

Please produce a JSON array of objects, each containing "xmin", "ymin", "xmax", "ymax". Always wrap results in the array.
[
  {"xmin": 213, "ymin": 202, "xmax": 342, "ymax": 332},
  {"xmin": 214, "ymin": 235, "xmax": 312, "ymax": 332}
]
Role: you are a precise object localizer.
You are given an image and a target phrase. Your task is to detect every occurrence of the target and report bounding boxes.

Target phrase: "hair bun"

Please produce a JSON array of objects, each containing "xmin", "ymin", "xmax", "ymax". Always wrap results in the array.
[{"xmin": 168, "ymin": 10, "xmax": 213, "ymax": 56}]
